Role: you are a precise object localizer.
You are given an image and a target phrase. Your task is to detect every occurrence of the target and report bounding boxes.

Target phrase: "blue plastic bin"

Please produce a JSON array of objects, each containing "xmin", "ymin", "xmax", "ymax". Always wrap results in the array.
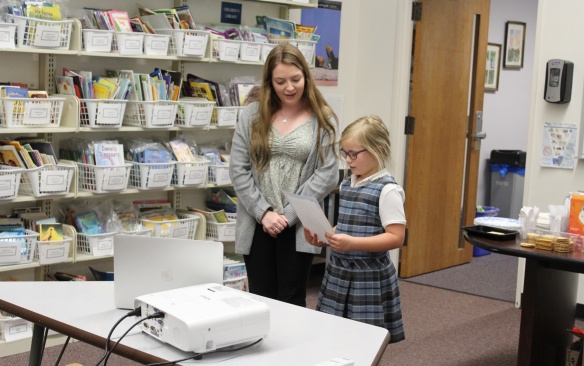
[{"xmin": 473, "ymin": 206, "xmax": 500, "ymax": 257}]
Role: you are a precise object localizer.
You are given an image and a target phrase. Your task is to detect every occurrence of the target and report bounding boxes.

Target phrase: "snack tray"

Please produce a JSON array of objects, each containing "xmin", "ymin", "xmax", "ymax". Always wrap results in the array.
[{"xmin": 463, "ymin": 225, "xmax": 519, "ymax": 241}]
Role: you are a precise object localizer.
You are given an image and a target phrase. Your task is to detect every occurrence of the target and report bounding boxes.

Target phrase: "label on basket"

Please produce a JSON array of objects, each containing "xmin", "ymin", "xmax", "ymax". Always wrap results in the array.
[
  {"xmin": 33, "ymin": 25, "xmax": 62, "ymax": 47},
  {"xmin": 224, "ymin": 226, "xmax": 236, "ymax": 237},
  {"xmin": 39, "ymin": 242, "xmax": 68, "ymax": 265},
  {"xmin": 46, "ymin": 246, "xmax": 65, "ymax": 258},
  {"xmin": 0, "ymin": 242, "xmax": 19, "ymax": 263},
  {"xmin": 184, "ymin": 166, "xmax": 205, "ymax": 185},
  {"xmin": 0, "ymin": 28, "xmax": 15, "ymax": 49},
  {"xmin": 184, "ymin": 36, "xmax": 205, "ymax": 55},
  {"xmin": 119, "ymin": 35, "xmax": 143, "ymax": 55},
  {"xmin": 149, "ymin": 38, "xmax": 167, "ymax": 50},
  {"xmin": 96, "ymin": 237, "xmax": 113, "ymax": 251},
  {"xmin": 90, "ymin": 34, "xmax": 110, "ymax": 46},
  {"xmin": 169, "ymin": 223, "xmax": 189, "ymax": 238},
  {"xmin": 23, "ymin": 101, "xmax": 52, "ymax": 125},
  {"xmin": 97, "ymin": 103, "xmax": 123, "ymax": 125},
  {"xmin": 40, "ymin": 170, "xmax": 68, "ymax": 192},
  {"xmin": 151, "ymin": 105, "xmax": 175, "ymax": 126},
  {"xmin": 102, "ymin": 170, "xmax": 127, "ymax": 190},
  {"xmin": 0, "ymin": 175, "xmax": 16, "ymax": 197}
]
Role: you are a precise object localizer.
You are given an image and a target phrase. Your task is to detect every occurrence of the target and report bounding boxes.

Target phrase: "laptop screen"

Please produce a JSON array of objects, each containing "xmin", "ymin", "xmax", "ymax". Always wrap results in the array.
[{"xmin": 113, "ymin": 234, "xmax": 224, "ymax": 309}]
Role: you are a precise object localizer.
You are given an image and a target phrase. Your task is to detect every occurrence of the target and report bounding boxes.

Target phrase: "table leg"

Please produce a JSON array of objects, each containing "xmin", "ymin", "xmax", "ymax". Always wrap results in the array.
[
  {"xmin": 29, "ymin": 324, "xmax": 45, "ymax": 366},
  {"xmin": 518, "ymin": 259, "xmax": 578, "ymax": 366}
]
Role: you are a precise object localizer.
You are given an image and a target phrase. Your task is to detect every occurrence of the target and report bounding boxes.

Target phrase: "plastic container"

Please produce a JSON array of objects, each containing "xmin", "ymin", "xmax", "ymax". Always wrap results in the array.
[{"xmin": 473, "ymin": 206, "xmax": 500, "ymax": 256}]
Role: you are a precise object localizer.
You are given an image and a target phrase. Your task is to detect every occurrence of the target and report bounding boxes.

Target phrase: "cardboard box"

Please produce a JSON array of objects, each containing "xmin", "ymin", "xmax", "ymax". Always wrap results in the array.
[{"xmin": 568, "ymin": 193, "xmax": 584, "ymax": 236}]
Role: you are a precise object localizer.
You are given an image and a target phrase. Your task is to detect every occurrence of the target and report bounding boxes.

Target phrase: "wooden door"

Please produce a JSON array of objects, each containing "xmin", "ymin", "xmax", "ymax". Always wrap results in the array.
[{"xmin": 400, "ymin": 0, "xmax": 490, "ymax": 278}]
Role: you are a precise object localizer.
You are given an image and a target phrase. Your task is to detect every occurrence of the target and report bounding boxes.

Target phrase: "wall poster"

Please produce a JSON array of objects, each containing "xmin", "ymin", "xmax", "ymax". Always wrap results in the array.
[{"xmin": 540, "ymin": 122, "xmax": 577, "ymax": 169}]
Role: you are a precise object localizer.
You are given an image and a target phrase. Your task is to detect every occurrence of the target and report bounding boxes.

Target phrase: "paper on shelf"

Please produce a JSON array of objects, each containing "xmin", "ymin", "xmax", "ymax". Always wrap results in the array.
[{"xmin": 285, "ymin": 191, "xmax": 333, "ymax": 244}]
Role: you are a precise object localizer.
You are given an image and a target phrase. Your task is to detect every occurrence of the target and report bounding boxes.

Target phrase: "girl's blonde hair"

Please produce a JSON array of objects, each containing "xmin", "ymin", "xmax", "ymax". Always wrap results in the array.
[
  {"xmin": 341, "ymin": 115, "xmax": 392, "ymax": 171},
  {"xmin": 251, "ymin": 44, "xmax": 338, "ymax": 170}
]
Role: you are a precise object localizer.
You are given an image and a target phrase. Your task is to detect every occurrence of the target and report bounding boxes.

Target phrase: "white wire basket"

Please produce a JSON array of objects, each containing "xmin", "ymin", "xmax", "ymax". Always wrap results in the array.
[
  {"xmin": 260, "ymin": 43, "xmax": 277, "ymax": 62},
  {"xmin": 112, "ymin": 32, "xmax": 144, "ymax": 55},
  {"xmin": 268, "ymin": 38, "xmax": 317, "ymax": 65},
  {"xmin": 124, "ymin": 100, "xmax": 179, "ymax": 128},
  {"xmin": 128, "ymin": 161, "xmax": 176, "ymax": 190},
  {"xmin": 212, "ymin": 39, "xmax": 241, "ymax": 62},
  {"xmin": 0, "ymin": 229, "xmax": 37, "ymax": 265},
  {"xmin": 80, "ymin": 99, "xmax": 127, "ymax": 128},
  {"xmin": 208, "ymin": 164, "xmax": 231, "ymax": 186},
  {"xmin": 175, "ymin": 98, "xmax": 215, "ymax": 128},
  {"xmin": 35, "ymin": 235, "xmax": 73, "ymax": 265},
  {"xmin": 172, "ymin": 160, "xmax": 209, "ymax": 187},
  {"xmin": 19, "ymin": 161, "xmax": 75, "ymax": 197},
  {"xmin": 210, "ymin": 106, "xmax": 239, "ymax": 127},
  {"xmin": 82, "ymin": 29, "xmax": 114, "ymax": 52},
  {"xmin": 0, "ymin": 97, "xmax": 65, "ymax": 128},
  {"xmin": 77, "ymin": 231, "xmax": 115, "ymax": 256},
  {"xmin": 0, "ymin": 23, "xmax": 17, "ymax": 49},
  {"xmin": 206, "ymin": 213, "xmax": 236, "ymax": 242},
  {"xmin": 141, "ymin": 213, "xmax": 199, "ymax": 239},
  {"xmin": 0, "ymin": 166, "xmax": 23, "ymax": 200},
  {"xmin": 155, "ymin": 29, "xmax": 209, "ymax": 57},
  {"xmin": 8, "ymin": 15, "xmax": 73, "ymax": 50},
  {"xmin": 77, "ymin": 162, "xmax": 132, "ymax": 193}
]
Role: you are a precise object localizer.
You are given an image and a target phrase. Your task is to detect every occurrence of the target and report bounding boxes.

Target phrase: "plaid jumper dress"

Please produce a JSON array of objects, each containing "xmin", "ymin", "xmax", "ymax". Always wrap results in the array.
[{"xmin": 317, "ymin": 175, "xmax": 405, "ymax": 343}]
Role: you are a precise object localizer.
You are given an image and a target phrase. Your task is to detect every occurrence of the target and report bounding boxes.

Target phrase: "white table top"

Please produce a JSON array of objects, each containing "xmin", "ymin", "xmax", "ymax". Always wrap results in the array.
[{"xmin": 0, "ymin": 282, "xmax": 389, "ymax": 365}]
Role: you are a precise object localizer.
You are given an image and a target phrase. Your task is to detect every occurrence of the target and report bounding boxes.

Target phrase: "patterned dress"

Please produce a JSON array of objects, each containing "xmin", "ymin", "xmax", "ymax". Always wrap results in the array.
[{"xmin": 317, "ymin": 175, "xmax": 405, "ymax": 343}]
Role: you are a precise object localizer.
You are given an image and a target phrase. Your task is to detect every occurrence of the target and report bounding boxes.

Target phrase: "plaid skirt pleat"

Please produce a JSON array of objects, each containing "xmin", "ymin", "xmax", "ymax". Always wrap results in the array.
[{"xmin": 316, "ymin": 253, "xmax": 405, "ymax": 343}]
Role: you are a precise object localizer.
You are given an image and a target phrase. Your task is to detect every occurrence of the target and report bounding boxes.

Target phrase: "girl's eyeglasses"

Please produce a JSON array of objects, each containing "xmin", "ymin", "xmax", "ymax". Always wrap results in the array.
[{"xmin": 340, "ymin": 148, "xmax": 367, "ymax": 160}]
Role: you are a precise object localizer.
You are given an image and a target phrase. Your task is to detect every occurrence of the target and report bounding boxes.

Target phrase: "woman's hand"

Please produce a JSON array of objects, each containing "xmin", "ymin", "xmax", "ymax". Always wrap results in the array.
[
  {"xmin": 304, "ymin": 228, "xmax": 326, "ymax": 247},
  {"xmin": 262, "ymin": 211, "xmax": 288, "ymax": 238}
]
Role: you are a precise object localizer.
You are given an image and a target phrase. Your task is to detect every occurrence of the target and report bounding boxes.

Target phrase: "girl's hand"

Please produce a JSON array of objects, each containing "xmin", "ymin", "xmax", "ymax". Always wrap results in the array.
[
  {"xmin": 325, "ymin": 232, "xmax": 353, "ymax": 252},
  {"xmin": 304, "ymin": 228, "xmax": 326, "ymax": 247}
]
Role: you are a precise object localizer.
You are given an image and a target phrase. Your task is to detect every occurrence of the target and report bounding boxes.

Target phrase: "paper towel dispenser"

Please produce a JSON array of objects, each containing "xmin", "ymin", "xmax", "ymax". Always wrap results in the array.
[{"xmin": 544, "ymin": 59, "xmax": 573, "ymax": 103}]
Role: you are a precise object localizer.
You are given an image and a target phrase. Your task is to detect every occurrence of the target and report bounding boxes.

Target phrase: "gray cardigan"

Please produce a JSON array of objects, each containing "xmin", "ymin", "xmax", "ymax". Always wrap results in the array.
[{"xmin": 229, "ymin": 102, "xmax": 339, "ymax": 255}]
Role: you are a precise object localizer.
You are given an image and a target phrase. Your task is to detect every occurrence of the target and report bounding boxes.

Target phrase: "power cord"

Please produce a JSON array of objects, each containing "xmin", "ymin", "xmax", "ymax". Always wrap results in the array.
[
  {"xmin": 144, "ymin": 338, "xmax": 264, "ymax": 366},
  {"xmin": 103, "ymin": 311, "xmax": 165, "ymax": 366},
  {"xmin": 93, "ymin": 307, "xmax": 142, "ymax": 366}
]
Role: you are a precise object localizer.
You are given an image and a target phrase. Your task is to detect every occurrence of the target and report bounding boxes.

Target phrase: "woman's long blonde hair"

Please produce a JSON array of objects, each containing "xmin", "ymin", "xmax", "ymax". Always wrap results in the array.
[{"xmin": 250, "ymin": 44, "xmax": 338, "ymax": 170}]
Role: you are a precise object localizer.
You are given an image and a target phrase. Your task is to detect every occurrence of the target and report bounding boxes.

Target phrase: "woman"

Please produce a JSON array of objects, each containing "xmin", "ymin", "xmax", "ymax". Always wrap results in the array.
[{"xmin": 229, "ymin": 44, "xmax": 339, "ymax": 307}]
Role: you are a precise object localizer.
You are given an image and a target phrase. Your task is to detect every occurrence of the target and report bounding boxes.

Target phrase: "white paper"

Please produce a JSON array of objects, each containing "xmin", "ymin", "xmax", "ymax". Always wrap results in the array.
[{"xmin": 285, "ymin": 192, "xmax": 334, "ymax": 244}]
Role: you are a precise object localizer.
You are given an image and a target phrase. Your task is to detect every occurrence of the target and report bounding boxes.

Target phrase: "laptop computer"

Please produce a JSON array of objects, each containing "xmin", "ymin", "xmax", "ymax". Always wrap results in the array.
[{"xmin": 113, "ymin": 234, "xmax": 224, "ymax": 309}]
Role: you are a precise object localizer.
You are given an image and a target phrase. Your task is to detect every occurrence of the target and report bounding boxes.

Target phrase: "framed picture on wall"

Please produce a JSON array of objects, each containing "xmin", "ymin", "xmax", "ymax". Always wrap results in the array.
[
  {"xmin": 485, "ymin": 43, "xmax": 502, "ymax": 91},
  {"xmin": 503, "ymin": 21, "xmax": 526, "ymax": 69}
]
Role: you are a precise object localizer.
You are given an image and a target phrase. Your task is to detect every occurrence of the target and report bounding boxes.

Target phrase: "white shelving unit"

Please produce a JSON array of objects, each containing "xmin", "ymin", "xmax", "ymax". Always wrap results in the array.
[{"xmin": 0, "ymin": 0, "xmax": 312, "ymax": 355}]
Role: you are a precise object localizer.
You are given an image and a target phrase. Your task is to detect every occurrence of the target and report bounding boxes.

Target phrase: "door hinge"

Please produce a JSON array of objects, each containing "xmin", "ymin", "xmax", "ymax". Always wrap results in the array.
[
  {"xmin": 405, "ymin": 116, "xmax": 415, "ymax": 135},
  {"xmin": 412, "ymin": 2, "xmax": 422, "ymax": 21}
]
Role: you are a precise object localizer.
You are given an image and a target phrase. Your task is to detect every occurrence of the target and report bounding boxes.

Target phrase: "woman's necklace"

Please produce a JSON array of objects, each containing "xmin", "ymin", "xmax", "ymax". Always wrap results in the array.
[{"xmin": 279, "ymin": 109, "xmax": 301, "ymax": 124}]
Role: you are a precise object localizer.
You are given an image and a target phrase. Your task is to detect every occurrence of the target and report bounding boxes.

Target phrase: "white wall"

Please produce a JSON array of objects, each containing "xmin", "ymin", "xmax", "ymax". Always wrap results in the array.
[
  {"xmin": 522, "ymin": 0, "xmax": 584, "ymax": 304},
  {"xmin": 479, "ymin": 0, "xmax": 538, "ymax": 209}
]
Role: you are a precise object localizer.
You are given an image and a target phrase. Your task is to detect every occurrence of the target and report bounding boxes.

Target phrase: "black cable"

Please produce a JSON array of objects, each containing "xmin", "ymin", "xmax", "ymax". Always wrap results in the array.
[
  {"xmin": 94, "ymin": 307, "xmax": 142, "ymax": 366},
  {"xmin": 103, "ymin": 312, "xmax": 165, "ymax": 366},
  {"xmin": 144, "ymin": 338, "xmax": 264, "ymax": 366},
  {"xmin": 54, "ymin": 336, "xmax": 70, "ymax": 366}
]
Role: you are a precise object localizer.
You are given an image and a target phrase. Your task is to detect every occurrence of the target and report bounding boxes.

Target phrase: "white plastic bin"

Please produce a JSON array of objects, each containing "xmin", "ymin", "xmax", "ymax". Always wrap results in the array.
[
  {"xmin": 144, "ymin": 34, "xmax": 170, "ymax": 55},
  {"xmin": 77, "ymin": 162, "xmax": 132, "ymax": 193},
  {"xmin": 240, "ymin": 41, "xmax": 262, "ymax": 62},
  {"xmin": 206, "ymin": 213, "xmax": 236, "ymax": 242},
  {"xmin": 141, "ymin": 213, "xmax": 199, "ymax": 239},
  {"xmin": 128, "ymin": 161, "xmax": 176, "ymax": 190},
  {"xmin": 8, "ymin": 15, "xmax": 73, "ymax": 50},
  {"xmin": 82, "ymin": 29, "xmax": 113, "ymax": 52},
  {"xmin": 155, "ymin": 29, "xmax": 209, "ymax": 57},
  {"xmin": 124, "ymin": 100, "xmax": 178, "ymax": 128},
  {"xmin": 0, "ymin": 97, "xmax": 65, "ymax": 128},
  {"xmin": 77, "ymin": 232, "xmax": 115, "ymax": 256},
  {"xmin": 0, "ymin": 166, "xmax": 23, "ymax": 200},
  {"xmin": 19, "ymin": 162, "xmax": 75, "ymax": 197},
  {"xmin": 176, "ymin": 98, "xmax": 215, "ymax": 128},
  {"xmin": 208, "ymin": 164, "xmax": 231, "ymax": 186},
  {"xmin": 211, "ymin": 106, "xmax": 238, "ymax": 127},
  {"xmin": 80, "ymin": 99, "xmax": 127, "ymax": 128},
  {"xmin": 113, "ymin": 32, "xmax": 144, "ymax": 55},
  {"xmin": 0, "ymin": 229, "xmax": 37, "ymax": 265},
  {"xmin": 0, "ymin": 23, "xmax": 17, "ymax": 49},
  {"xmin": 172, "ymin": 160, "xmax": 209, "ymax": 187},
  {"xmin": 213, "ymin": 39, "xmax": 241, "ymax": 62}
]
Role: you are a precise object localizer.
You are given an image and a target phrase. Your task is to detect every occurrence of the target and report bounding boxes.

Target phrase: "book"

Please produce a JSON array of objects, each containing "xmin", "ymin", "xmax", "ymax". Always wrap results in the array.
[
  {"xmin": 1, "ymin": 86, "xmax": 28, "ymax": 98},
  {"xmin": 143, "ymin": 148, "xmax": 172, "ymax": 164},
  {"xmin": 74, "ymin": 210, "xmax": 105, "ymax": 235},
  {"xmin": 108, "ymin": 10, "xmax": 133, "ymax": 32},
  {"xmin": 27, "ymin": 90, "xmax": 48, "ymax": 98},
  {"xmin": 26, "ymin": 141, "xmax": 58, "ymax": 164},
  {"xmin": 0, "ymin": 144, "xmax": 27, "ymax": 168},
  {"xmin": 55, "ymin": 76, "xmax": 76, "ymax": 96},
  {"xmin": 174, "ymin": 5, "xmax": 196, "ymax": 29},
  {"xmin": 94, "ymin": 143, "xmax": 124, "ymax": 166},
  {"xmin": 38, "ymin": 223, "xmax": 64, "ymax": 242},
  {"xmin": 168, "ymin": 139, "xmax": 195, "ymax": 162},
  {"xmin": 234, "ymin": 83, "xmax": 255, "ymax": 106},
  {"xmin": 264, "ymin": 16, "xmax": 296, "ymax": 40}
]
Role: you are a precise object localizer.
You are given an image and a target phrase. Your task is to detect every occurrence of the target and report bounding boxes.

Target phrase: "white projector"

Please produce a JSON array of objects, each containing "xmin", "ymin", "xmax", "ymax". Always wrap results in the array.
[{"xmin": 135, "ymin": 283, "xmax": 270, "ymax": 353}]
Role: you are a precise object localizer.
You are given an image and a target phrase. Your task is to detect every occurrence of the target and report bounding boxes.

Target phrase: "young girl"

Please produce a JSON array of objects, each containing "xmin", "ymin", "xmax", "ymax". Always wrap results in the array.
[{"xmin": 305, "ymin": 115, "xmax": 406, "ymax": 343}]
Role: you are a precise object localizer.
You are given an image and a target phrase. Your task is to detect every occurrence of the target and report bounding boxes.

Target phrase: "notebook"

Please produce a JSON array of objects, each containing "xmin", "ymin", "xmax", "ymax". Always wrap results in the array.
[{"xmin": 113, "ymin": 234, "xmax": 224, "ymax": 309}]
